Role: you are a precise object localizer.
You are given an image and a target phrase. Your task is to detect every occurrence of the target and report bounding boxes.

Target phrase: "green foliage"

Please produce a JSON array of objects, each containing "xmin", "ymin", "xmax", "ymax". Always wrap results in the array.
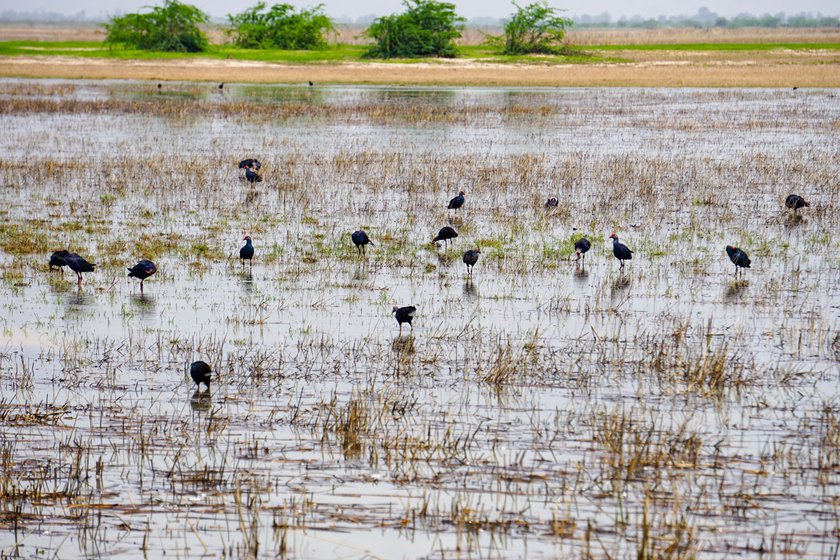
[
  {"xmin": 227, "ymin": 3, "xmax": 335, "ymax": 50},
  {"xmin": 500, "ymin": 2, "xmax": 572, "ymax": 55},
  {"xmin": 103, "ymin": 0, "xmax": 209, "ymax": 52},
  {"xmin": 364, "ymin": 0, "xmax": 465, "ymax": 59}
]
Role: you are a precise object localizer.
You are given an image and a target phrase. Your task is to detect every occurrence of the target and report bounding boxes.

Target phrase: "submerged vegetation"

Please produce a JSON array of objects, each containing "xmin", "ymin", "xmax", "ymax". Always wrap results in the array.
[{"xmin": 0, "ymin": 81, "xmax": 837, "ymax": 557}]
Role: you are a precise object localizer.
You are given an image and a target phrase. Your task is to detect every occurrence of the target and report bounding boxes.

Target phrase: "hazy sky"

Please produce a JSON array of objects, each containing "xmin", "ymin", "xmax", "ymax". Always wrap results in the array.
[{"xmin": 6, "ymin": 0, "xmax": 839, "ymax": 20}]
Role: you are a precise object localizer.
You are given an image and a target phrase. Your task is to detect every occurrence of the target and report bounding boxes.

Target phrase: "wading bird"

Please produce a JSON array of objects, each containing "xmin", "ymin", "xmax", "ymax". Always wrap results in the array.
[
  {"xmin": 190, "ymin": 360, "xmax": 212, "ymax": 391},
  {"xmin": 725, "ymin": 245, "xmax": 751, "ymax": 276},
  {"xmin": 545, "ymin": 197, "xmax": 559, "ymax": 208},
  {"xmin": 238, "ymin": 159, "xmax": 261, "ymax": 170},
  {"xmin": 447, "ymin": 190, "xmax": 466, "ymax": 213},
  {"xmin": 64, "ymin": 252, "xmax": 96, "ymax": 286},
  {"xmin": 432, "ymin": 226, "xmax": 458, "ymax": 248},
  {"xmin": 574, "ymin": 237, "xmax": 591, "ymax": 262},
  {"xmin": 392, "ymin": 305, "xmax": 416, "ymax": 335},
  {"xmin": 351, "ymin": 230, "xmax": 373, "ymax": 256},
  {"xmin": 127, "ymin": 259, "xmax": 157, "ymax": 292},
  {"xmin": 785, "ymin": 194, "xmax": 809, "ymax": 214},
  {"xmin": 608, "ymin": 233, "xmax": 633, "ymax": 268},
  {"xmin": 49, "ymin": 250, "xmax": 71, "ymax": 274},
  {"xmin": 240, "ymin": 235, "xmax": 254, "ymax": 267},
  {"xmin": 245, "ymin": 167, "xmax": 263, "ymax": 183},
  {"xmin": 463, "ymin": 248, "xmax": 481, "ymax": 275}
]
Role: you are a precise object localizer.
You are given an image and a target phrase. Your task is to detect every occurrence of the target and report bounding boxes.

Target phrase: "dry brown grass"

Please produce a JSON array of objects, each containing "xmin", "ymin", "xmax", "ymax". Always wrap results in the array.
[
  {"xmin": 568, "ymin": 26, "xmax": 840, "ymax": 45},
  {"xmin": 1, "ymin": 53, "xmax": 838, "ymax": 87}
]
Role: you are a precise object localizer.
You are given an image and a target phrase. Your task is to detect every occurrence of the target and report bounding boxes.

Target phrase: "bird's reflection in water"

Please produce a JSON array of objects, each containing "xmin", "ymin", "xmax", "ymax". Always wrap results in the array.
[
  {"xmin": 129, "ymin": 292, "xmax": 157, "ymax": 318},
  {"xmin": 725, "ymin": 279, "xmax": 749, "ymax": 301},
  {"xmin": 611, "ymin": 273, "xmax": 631, "ymax": 292},
  {"xmin": 190, "ymin": 390, "xmax": 212, "ymax": 412},
  {"xmin": 241, "ymin": 270, "xmax": 254, "ymax": 293},
  {"xmin": 391, "ymin": 336, "xmax": 415, "ymax": 355},
  {"xmin": 66, "ymin": 289, "xmax": 94, "ymax": 308},
  {"xmin": 448, "ymin": 216, "xmax": 464, "ymax": 228},
  {"xmin": 783, "ymin": 214, "xmax": 806, "ymax": 229},
  {"xmin": 353, "ymin": 262, "xmax": 368, "ymax": 282},
  {"xmin": 437, "ymin": 251, "xmax": 456, "ymax": 266},
  {"xmin": 463, "ymin": 278, "xmax": 479, "ymax": 299},
  {"xmin": 574, "ymin": 263, "xmax": 589, "ymax": 282},
  {"xmin": 244, "ymin": 189, "xmax": 261, "ymax": 206}
]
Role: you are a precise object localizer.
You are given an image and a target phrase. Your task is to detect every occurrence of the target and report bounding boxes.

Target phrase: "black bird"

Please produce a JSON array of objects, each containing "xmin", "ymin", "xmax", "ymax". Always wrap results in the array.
[
  {"xmin": 238, "ymin": 159, "xmax": 261, "ymax": 170},
  {"xmin": 245, "ymin": 167, "xmax": 263, "ymax": 183},
  {"xmin": 64, "ymin": 252, "xmax": 96, "ymax": 285},
  {"xmin": 157, "ymin": 83, "xmax": 162, "ymax": 91},
  {"xmin": 127, "ymin": 259, "xmax": 157, "ymax": 292},
  {"xmin": 608, "ymin": 233, "xmax": 633, "ymax": 268},
  {"xmin": 447, "ymin": 190, "xmax": 466, "ymax": 213},
  {"xmin": 308, "ymin": 80, "xmax": 314, "ymax": 87},
  {"xmin": 725, "ymin": 245, "xmax": 751, "ymax": 276},
  {"xmin": 240, "ymin": 235, "xmax": 254, "ymax": 266},
  {"xmin": 432, "ymin": 226, "xmax": 458, "ymax": 248},
  {"xmin": 545, "ymin": 197, "xmax": 559, "ymax": 208},
  {"xmin": 574, "ymin": 237, "xmax": 591, "ymax": 262},
  {"xmin": 189, "ymin": 360, "xmax": 212, "ymax": 391},
  {"xmin": 218, "ymin": 82, "xmax": 224, "ymax": 91},
  {"xmin": 463, "ymin": 248, "xmax": 481, "ymax": 275},
  {"xmin": 392, "ymin": 305, "xmax": 416, "ymax": 335},
  {"xmin": 785, "ymin": 194, "xmax": 809, "ymax": 213},
  {"xmin": 351, "ymin": 230, "xmax": 373, "ymax": 256},
  {"xmin": 49, "ymin": 250, "xmax": 71, "ymax": 274}
]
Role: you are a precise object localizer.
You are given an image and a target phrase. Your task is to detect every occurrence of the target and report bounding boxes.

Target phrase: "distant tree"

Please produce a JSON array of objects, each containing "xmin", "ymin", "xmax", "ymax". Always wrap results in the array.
[
  {"xmin": 103, "ymin": 0, "xmax": 209, "ymax": 52},
  {"xmin": 500, "ymin": 2, "xmax": 573, "ymax": 55},
  {"xmin": 364, "ymin": 0, "xmax": 465, "ymax": 59},
  {"xmin": 227, "ymin": 3, "xmax": 334, "ymax": 49}
]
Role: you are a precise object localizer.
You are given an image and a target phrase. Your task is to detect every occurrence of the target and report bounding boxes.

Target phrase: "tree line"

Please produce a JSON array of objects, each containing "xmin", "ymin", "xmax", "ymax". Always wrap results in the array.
[{"xmin": 103, "ymin": 0, "xmax": 573, "ymax": 58}]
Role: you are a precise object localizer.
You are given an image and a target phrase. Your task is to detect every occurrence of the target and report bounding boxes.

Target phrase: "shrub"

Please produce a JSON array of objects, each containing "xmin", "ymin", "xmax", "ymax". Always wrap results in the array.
[
  {"xmin": 227, "ymin": 3, "xmax": 335, "ymax": 50},
  {"xmin": 103, "ymin": 0, "xmax": 209, "ymax": 52},
  {"xmin": 501, "ymin": 1, "xmax": 572, "ymax": 55},
  {"xmin": 364, "ymin": 0, "xmax": 465, "ymax": 59}
]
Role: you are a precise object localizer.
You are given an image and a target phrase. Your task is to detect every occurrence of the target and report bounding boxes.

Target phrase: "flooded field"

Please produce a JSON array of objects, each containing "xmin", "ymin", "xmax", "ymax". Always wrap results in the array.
[{"xmin": 0, "ymin": 80, "xmax": 838, "ymax": 559}]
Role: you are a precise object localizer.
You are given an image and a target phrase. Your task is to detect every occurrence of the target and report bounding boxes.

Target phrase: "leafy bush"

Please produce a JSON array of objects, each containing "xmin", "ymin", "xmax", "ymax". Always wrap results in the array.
[
  {"xmin": 501, "ymin": 1, "xmax": 572, "ymax": 55},
  {"xmin": 103, "ymin": 0, "xmax": 209, "ymax": 52},
  {"xmin": 227, "ymin": 3, "xmax": 335, "ymax": 50},
  {"xmin": 364, "ymin": 0, "xmax": 465, "ymax": 59}
]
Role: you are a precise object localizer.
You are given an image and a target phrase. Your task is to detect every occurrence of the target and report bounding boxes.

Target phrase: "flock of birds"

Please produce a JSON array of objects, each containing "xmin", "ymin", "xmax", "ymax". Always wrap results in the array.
[{"xmin": 45, "ymin": 158, "xmax": 813, "ymax": 391}]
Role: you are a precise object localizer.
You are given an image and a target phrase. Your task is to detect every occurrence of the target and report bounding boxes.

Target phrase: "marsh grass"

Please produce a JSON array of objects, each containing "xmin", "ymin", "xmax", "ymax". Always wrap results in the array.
[{"xmin": 0, "ymin": 82, "xmax": 837, "ymax": 558}]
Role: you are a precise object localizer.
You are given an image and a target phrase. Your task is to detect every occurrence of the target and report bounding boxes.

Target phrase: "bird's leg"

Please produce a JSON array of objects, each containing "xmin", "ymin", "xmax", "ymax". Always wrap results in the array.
[
  {"xmin": 140, "ymin": 280, "xmax": 144, "ymax": 293},
  {"xmin": 398, "ymin": 324, "xmax": 403, "ymax": 336}
]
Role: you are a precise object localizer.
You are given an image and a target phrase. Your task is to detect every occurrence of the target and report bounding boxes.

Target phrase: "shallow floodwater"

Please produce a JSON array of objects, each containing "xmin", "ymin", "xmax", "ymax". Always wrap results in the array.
[{"xmin": 0, "ymin": 80, "xmax": 839, "ymax": 558}]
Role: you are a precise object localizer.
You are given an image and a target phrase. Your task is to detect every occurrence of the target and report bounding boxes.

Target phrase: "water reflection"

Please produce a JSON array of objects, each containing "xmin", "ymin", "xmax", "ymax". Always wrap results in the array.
[
  {"xmin": 243, "ymin": 189, "xmax": 261, "ymax": 207},
  {"xmin": 190, "ymin": 390, "xmax": 212, "ymax": 412},
  {"xmin": 612, "ymin": 273, "xmax": 631, "ymax": 292},
  {"xmin": 129, "ymin": 292, "xmax": 157, "ymax": 318},
  {"xmin": 65, "ymin": 289, "xmax": 94, "ymax": 308},
  {"xmin": 573, "ymin": 263, "xmax": 589, "ymax": 283},
  {"xmin": 725, "ymin": 280, "xmax": 749, "ymax": 301},
  {"xmin": 391, "ymin": 336, "xmax": 415, "ymax": 355},
  {"xmin": 784, "ymin": 214, "xmax": 807, "ymax": 229},
  {"xmin": 353, "ymin": 262, "xmax": 368, "ymax": 283},
  {"xmin": 463, "ymin": 278, "xmax": 479, "ymax": 299}
]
